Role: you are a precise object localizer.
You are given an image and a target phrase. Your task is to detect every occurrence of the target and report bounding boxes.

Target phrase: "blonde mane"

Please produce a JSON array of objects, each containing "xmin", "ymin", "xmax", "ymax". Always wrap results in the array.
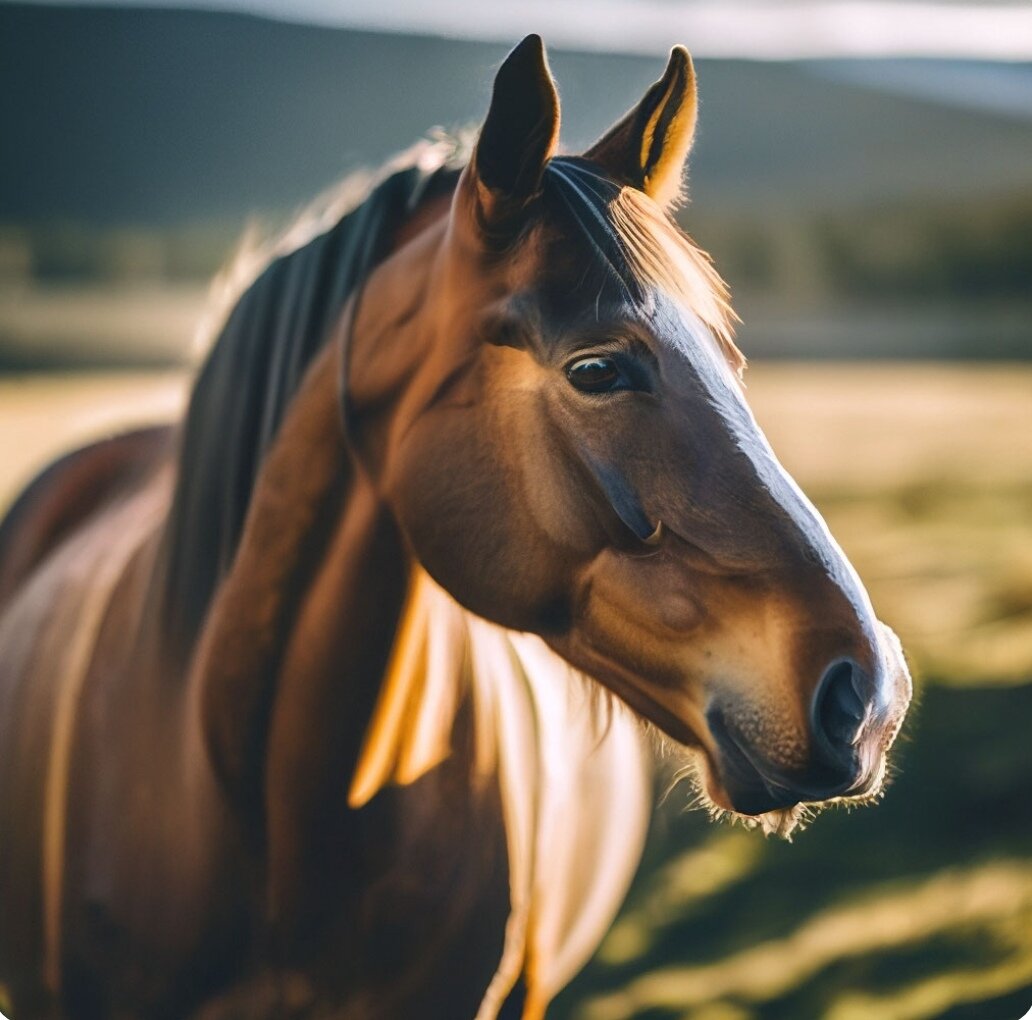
[{"xmin": 348, "ymin": 567, "xmax": 652, "ymax": 1020}]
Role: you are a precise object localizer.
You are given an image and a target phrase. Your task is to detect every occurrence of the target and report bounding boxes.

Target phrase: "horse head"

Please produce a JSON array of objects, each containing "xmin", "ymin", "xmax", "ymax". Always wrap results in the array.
[{"xmin": 346, "ymin": 35, "xmax": 911, "ymax": 836}]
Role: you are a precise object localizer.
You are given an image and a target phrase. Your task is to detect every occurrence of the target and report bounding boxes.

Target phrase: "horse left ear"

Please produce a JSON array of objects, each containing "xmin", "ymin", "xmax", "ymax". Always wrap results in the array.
[
  {"xmin": 584, "ymin": 46, "xmax": 698, "ymax": 209},
  {"xmin": 470, "ymin": 34, "xmax": 560, "ymax": 231}
]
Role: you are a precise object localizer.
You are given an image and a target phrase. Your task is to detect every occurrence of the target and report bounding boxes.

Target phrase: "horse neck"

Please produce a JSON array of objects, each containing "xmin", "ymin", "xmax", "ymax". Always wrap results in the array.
[
  {"xmin": 188, "ymin": 327, "xmax": 652, "ymax": 1015},
  {"xmin": 182, "ymin": 169, "xmax": 457, "ymax": 832},
  {"xmin": 189, "ymin": 335, "xmax": 410, "ymax": 822},
  {"xmin": 187, "ymin": 175, "xmax": 460, "ymax": 813}
]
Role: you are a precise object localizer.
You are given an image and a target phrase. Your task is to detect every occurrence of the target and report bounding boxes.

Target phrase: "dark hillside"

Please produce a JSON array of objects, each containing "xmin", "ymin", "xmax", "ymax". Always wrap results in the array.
[{"xmin": 3, "ymin": 4, "xmax": 1032, "ymax": 225}]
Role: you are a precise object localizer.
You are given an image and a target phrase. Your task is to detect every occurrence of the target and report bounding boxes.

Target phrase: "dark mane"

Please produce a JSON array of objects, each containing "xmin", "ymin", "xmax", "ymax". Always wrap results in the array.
[{"xmin": 162, "ymin": 151, "xmax": 459, "ymax": 643}]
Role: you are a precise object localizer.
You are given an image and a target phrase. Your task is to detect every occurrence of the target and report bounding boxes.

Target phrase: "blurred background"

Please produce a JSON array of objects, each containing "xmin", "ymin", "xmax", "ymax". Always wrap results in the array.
[{"xmin": 1, "ymin": 1, "xmax": 1030, "ymax": 1017}]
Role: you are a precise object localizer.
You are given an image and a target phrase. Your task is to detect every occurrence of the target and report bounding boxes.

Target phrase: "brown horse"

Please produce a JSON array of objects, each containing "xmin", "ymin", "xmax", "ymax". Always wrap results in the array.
[{"xmin": 0, "ymin": 37, "xmax": 911, "ymax": 1020}]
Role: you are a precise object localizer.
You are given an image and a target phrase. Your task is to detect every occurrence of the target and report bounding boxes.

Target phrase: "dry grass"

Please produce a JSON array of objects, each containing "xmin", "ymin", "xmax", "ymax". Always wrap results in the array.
[
  {"xmin": 746, "ymin": 363, "xmax": 1032, "ymax": 686},
  {"xmin": 0, "ymin": 371, "xmax": 188, "ymax": 511},
  {"xmin": 0, "ymin": 283, "xmax": 206, "ymax": 368}
]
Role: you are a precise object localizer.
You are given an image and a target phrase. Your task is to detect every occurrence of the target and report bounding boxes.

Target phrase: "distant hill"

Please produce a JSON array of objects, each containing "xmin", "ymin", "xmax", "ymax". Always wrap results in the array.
[
  {"xmin": 2, "ymin": 4, "xmax": 1031, "ymax": 362},
  {"xmin": 3, "ymin": 3, "xmax": 1032, "ymax": 226}
]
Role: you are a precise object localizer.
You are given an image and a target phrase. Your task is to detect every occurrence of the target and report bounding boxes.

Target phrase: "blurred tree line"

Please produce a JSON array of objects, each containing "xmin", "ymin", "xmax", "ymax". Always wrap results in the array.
[
  {"xmin": 695, "ymin": 190, "xmax": 1032, "ymax": 306},
  {"xmin": 4, "ymin": 188, "xmax": 1029, "ymax": 308}
]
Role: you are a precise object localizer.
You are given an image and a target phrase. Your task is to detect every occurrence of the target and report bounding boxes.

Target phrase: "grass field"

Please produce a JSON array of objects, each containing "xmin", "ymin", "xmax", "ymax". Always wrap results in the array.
[
  {"xmin": 0, "ymin": 283, "xmax": 208, "ymax": 370},
  {"xmin": 1, "ymin": 363, "xmax": 1030, "ymax": 1019}
]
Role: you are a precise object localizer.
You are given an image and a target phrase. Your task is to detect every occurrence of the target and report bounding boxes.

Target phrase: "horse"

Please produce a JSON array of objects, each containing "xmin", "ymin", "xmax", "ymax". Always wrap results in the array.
[{"xmin": 0, "ymin": 36, "xmax": 912, "ymax": 1020}]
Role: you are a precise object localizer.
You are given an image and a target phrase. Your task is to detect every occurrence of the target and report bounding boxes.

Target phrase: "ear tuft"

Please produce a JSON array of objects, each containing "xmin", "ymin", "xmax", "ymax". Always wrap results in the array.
[
  {"xmin": 585, "ymin": 46, "xmax": 698, "ymax": 210},
  {"xmin": 472, "ymin": 34, "xmax": 560, "ymax": 226}
]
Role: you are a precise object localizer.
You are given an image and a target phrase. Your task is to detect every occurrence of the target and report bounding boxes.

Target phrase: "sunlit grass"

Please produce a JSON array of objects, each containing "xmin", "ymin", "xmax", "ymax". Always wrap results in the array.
[
  {"xmin": 581, "ymin": 861, "xmax": 1032, "ymax": 1020},
  {"xmin": 746, "ymin": 363, "xmax": 1032, "ymax": 687},
  {"xmin": 598, "ymin": 833, "xmax": 766, "ymax": 967},
  {"xmin": 0, "ymin": 371, "xmax": 188, "ymax": 515},
  {"xmin": 0, "ymin": 282, "xmax": 206, "ymax": 369}
]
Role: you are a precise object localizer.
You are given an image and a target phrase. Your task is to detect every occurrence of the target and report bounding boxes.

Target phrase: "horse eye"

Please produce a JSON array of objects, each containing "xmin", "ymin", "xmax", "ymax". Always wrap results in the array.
[{"xmin": 566, "ymin": 356, "xmax": 623, "ymax": 394}]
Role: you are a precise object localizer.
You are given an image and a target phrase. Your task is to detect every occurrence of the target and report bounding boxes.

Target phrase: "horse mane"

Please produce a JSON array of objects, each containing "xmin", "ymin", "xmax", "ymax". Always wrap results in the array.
[
  {"xmin": 161, "ymin": 138, "xmax": 465, "ymax": 642},
  {"xmin": 543, "ymin": 157, "xmax": 744, "ymax": 376},
  {"xmin": 347, "ymin": 567, "xmax": 651, "ymax": 1020}
]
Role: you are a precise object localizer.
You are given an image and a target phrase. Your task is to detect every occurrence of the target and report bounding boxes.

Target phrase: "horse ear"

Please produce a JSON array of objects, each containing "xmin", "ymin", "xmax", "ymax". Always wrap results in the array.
[
  {"xmin": 471, "ymin": 34, "xmax": 560, "ymax": 229},
  {"xmin": 584, "ymin": 46, "xmax": 697, "ymax": 209}
]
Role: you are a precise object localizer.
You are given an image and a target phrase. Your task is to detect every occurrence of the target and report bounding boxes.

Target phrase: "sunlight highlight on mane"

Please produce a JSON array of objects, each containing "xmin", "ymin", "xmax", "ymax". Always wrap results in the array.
[
  {"xmin": 544, "ymin": 158, "xmax": 744, "ymax": 377},
  {"xmin": 609, "ymin": 187, "xmax": 743, "ymax": 372},
  {"xmin": 348, "ymin": 568, "xmax": 652, "ymax": 1020},
  {"xmin": 193, "ymin": 133, "xmax": 471, "ymax": 359}
]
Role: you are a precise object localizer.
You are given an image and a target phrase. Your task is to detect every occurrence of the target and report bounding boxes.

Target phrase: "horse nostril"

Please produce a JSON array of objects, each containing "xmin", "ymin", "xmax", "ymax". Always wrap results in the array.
[{"xmin": 813, "ymin": 659, "xmax": 868, "ymax": 755}]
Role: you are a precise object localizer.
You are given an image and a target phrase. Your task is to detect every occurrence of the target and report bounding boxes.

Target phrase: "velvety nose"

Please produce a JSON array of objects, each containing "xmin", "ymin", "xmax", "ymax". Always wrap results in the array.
[
  {"xmin": 812, "ymin": 658, "xmax": 870, "ymax": 762},
  {"xmin": 708, "ymin": 658, "xmax": 882, "ymax": 815}
]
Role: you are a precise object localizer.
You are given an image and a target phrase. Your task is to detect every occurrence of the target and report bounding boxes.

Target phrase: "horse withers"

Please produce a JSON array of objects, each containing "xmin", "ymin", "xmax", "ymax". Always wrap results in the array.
[{"xmin": 0, "ymin": 36, "xmax": 911, "ymax": 1020}]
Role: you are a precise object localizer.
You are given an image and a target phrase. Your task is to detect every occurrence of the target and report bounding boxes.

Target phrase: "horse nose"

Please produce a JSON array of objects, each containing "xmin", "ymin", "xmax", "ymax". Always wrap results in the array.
[
  {"xmin": 707, "ymin": 658, "xmax": 885, "ymax": 814},
  {"xmin": 757, "ymin": 659, "xmax": 874, "ymax": 806},
  {"xmin": 811, "ymin": 658, "xmax": 871, "ymax": 766}
]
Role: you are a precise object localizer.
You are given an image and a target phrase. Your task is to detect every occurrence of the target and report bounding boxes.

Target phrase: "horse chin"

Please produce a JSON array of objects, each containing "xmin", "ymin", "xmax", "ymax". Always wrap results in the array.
[
  {"xmin": 749, "ymin": 804, "xmax": 812, "ymax": 840},
  {"xmin": 700, "ymin": 768, "xmax": 815, "ymax": 841},
  {"xmin": 665, "ymin": 743, "xmax": 882, "ymax": 842},
  {"xmin": 700, "ymin": 773, "xmax": 826, "ymax": 841},
  {"xmin": 706, "ymin": 751, "xmax": 894, "ymax": 840}
]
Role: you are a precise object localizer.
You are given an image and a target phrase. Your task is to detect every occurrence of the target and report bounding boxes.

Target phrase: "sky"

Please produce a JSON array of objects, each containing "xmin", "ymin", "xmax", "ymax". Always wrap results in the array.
[{"xmin": 15, "ymin": 0, "xmax": 1032, "ymax": 60}]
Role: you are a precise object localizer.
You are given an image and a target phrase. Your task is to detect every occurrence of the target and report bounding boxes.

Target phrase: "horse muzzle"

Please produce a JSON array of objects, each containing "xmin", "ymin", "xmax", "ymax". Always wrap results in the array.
[{"xmin": 704, "ymin": 649, "xmax": 911, "ymax": 817}]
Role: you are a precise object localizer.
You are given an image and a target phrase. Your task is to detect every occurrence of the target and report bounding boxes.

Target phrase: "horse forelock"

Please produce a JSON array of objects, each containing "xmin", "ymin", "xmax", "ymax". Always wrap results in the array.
[{"xmin": 542, "ymin": 157, "xmax": 744, "ymax": 377}]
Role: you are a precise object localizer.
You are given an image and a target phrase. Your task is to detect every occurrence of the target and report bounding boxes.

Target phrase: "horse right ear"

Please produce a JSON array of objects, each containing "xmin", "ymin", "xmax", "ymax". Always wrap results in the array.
[
  {"xmin": 468, "ymin": 34, "xmax": 560, "ymax": 233},
  {"xmin": 584, "ymin": 46, "xmax": 698, "ymax": 210}
]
